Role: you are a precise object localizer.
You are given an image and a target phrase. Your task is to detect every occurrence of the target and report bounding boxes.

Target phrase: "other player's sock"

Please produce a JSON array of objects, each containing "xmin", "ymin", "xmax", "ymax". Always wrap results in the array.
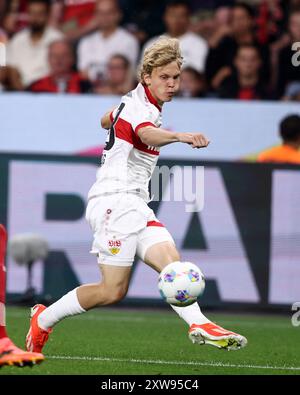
[
  {"xmin": 0, "ymin": 224, "xmax": 8, "ymax": 339},
  {"xmin": 38, "ymin": 288, "xmax": 86, "ymax": 330},
  {"xmin": 171, "ymin": 302, "xmax": 211, "ymax": 326},
  {"xmin": 0, "ymin": 303, "xmax": 7, "ymax": 338},
  {"xmin": 0, "ymin": 268, "xmax": 7, "ymax": 338}
]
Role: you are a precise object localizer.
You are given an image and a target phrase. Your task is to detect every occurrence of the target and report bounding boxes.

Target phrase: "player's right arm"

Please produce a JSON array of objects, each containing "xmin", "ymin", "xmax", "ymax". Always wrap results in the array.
[
  {"xmin": 138, "ymin": 126, "xmax": 210, "ymax": 149},
  {"xmin": 101, "ymin": 107, "xmax": 116, "ymax": 130}
]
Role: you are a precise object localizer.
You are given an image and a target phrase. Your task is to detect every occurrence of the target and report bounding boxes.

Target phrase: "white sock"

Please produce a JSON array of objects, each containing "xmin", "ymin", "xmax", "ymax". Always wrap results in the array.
[
  {"xmin": 171, "ymin": 302, "xmax": 211, "ymax": 326},
  {"xmin": 38, "ymin": 288, "xmax": 86, "ymax": 330}
]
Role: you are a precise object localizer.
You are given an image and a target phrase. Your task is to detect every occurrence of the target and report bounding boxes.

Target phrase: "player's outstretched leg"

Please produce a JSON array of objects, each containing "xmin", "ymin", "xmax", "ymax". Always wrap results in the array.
[
  {"xmin": 143, "ymin": 241, "xmax": 247, "ymax": 351},
  {"xmin": 171, "ymin": 303, "xmax": 247, "ymax": 351},
  {"xmin": 0, "ymin": 224, "xmax": 44, "ymax": 367},
  {"xmin": 26, "ymin": 264, "xmax": 131, "ymax": 353}
]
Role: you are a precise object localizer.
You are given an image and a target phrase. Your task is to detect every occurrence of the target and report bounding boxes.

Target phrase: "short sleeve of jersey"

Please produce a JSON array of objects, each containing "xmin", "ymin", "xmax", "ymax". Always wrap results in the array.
[
  {"xmin": 111, "ymin": 93, "xmax": 158, "ymax": 135},
  {"xmin": 130, "ymin": 101, "xmax": 157, "ymax": 134}
]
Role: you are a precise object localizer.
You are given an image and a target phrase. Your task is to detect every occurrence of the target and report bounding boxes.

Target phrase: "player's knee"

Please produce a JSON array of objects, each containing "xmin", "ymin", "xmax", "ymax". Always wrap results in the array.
[{"xmin": 101, "ymin": 284, "xmax": 128, "ymax": 305}]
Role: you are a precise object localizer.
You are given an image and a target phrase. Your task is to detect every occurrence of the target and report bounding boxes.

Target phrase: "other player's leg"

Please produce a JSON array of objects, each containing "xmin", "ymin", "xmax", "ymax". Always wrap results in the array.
[{"xmin": 0, "ymin": 224, "xmax": 44, "ymax": 367}]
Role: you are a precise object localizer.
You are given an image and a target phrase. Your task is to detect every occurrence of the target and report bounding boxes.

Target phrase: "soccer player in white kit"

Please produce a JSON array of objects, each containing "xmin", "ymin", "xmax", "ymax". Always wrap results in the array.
[{"xmin": 26, "ymin": 37, "xmax": 247, "ymax": 354}]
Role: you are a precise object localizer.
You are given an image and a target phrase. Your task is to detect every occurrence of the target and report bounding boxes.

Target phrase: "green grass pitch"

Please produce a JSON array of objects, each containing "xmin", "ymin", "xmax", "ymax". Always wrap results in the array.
[{"xmin": 1, "ymin": 306, "xmax": 300, "ymax": 375}]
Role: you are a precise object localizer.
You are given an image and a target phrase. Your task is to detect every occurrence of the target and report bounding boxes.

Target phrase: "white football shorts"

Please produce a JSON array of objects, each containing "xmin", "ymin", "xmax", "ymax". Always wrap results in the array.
[{"xmin": 85, "ymin": 192, "xmax": 175, "ymax": 266}]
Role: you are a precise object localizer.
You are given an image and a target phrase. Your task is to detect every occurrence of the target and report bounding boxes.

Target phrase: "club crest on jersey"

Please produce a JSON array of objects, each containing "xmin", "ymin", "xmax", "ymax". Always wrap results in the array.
[{"xmin": 108, "ymin": 239, "xmax": 121, "ymax": 255}]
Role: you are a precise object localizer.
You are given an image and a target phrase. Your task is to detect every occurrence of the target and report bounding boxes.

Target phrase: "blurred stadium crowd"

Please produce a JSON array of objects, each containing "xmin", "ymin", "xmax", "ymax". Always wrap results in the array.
[{"xmin": 0, "ymin": 0, "xmax": 299, "ymax": 100}]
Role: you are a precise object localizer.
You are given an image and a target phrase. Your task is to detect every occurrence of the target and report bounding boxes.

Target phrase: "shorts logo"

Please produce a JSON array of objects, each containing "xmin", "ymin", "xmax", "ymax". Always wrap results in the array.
[{"xmin": 108, "ymin": 238, "xmax": 121, "ymax": 255}]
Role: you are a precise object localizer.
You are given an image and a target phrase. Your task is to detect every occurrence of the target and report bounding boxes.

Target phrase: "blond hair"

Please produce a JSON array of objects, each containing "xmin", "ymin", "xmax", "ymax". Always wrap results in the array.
[{"xmin": 139, "ymin": 36, "xmax": 183, "ymax": 82}]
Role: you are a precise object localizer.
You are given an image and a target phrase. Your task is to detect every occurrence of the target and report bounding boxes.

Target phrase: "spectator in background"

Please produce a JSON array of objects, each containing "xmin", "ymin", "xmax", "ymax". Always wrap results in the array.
[
  {"xmin": 205, "ymin": 2, "xmax": 270, "ymax": 92},
  {"xmin": 282, "ymin": 0, "xmax": 300, "ymax": 26},
  {"xmin": 277, "ymin": 9, "xmax": 300, "ymax": 98},
  {"xmin": 1, "ymin": 0, "xmax": 29, "ymax": 37},
  {"xmin": 0, "ymin": 3, "xmax": 7, "ymax": 42},
  {"xmin": 119, "ymin": 0, "xmax": 166, "ymax": 45},
  {"xmin": 0, "ymin": 63, "xmax": 24, "ymax": 91},
  {"xmin": 0, "ymin": 7, "xmax": 20, "ymax": 92},
  {"xmin": 218, "ymin": 44, "xmax": 269, "ymax": 100},
  {"xmin": 190, "ymin": 5, "xmax": 232, "ymax": 59},
  {"xmin": 291, "ymin": 0, "xmax": 300, "ymax": 7},
  {"xmin": 0, "ymin": 0, "xmax": 7, "ymax": 39},
  {"xmin": 77, "ymin": 0, "xmax": 139, "ymax": 87},
  {"xmin": 206, "ymin": 6, "xmax": 232, "ymax": 46},
  {"xmin": 256, "ymin": 0, "xmax": 285, "ymax": 45},
  {"xmin": 49, "ymin": 0, "xmax": 100, "ymax": 41},
  {"xmin": 94, "ymin": 54, "xmax": 134, "ymax": 95},
  {"xmin": 177, "ymin": 66, "xmax": 207, "ymax": 98},
  {"xmin": 28, "ymin": 39, "xmax": 92, "ymax": 93},
  {"xmin": 142, "ymin": 0, "xmax": 208, "ymax": 73},
  {"xmin": 6, "ymin": 0, "xmax": 63, "ymax": 89},
  {"xmin": 257, "ymin": 114, "xmax": 300, "ymax": 164},
  {"xmin": 190, "ymin": 9, "xmax": 216, "ymax": 42}
]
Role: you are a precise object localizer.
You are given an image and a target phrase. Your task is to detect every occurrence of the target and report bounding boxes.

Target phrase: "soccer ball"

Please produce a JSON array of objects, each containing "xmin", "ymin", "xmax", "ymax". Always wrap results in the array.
[{"xmin": 158, "ymin": 261, "xmax": 205, "ymax": 306}]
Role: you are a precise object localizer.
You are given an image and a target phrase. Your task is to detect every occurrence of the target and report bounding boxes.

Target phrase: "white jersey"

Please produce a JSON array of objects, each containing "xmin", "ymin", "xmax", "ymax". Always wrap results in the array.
[{"xmin": 88, "ymin": 83, "xmax": 162, "ymax": 202}]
